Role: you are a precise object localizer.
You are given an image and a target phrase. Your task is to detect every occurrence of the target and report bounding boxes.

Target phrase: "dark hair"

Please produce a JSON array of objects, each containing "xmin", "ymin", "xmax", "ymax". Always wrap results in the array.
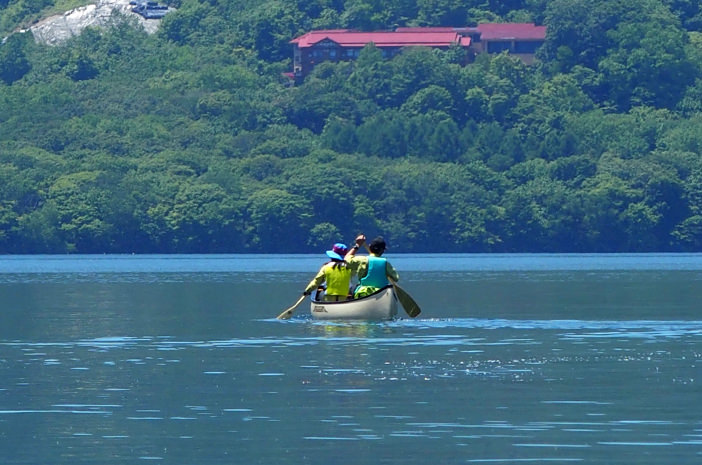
[
  {"xmin": 368, "ymin": 236, "xmax": 386, "ymax": 254},
  {"xmin": 330, "ymin": 260, "xmax": 349, "ymax": 269}
]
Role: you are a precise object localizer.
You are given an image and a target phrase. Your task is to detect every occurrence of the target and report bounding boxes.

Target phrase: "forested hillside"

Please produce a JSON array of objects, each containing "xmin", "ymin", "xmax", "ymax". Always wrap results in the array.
[{"xmin": 1, "ymin": 0, "xmax": 702, "ymax": 253}]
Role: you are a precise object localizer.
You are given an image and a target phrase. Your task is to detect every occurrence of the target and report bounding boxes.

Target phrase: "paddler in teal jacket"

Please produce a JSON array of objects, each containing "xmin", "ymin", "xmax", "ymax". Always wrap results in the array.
[
  {"xmin": 344, "ymin": 234, "xmax": 399, "ymax": 298},
  {"xmin": 303, "ymin": 243, "xmax": 354, "ymax": 301}
]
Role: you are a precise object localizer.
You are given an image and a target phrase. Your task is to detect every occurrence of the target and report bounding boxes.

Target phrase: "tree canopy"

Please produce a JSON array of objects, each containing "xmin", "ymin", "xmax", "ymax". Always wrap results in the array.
[{"xmin": 1, "ymin": 0, "xmax": 702, "ymax": 253}]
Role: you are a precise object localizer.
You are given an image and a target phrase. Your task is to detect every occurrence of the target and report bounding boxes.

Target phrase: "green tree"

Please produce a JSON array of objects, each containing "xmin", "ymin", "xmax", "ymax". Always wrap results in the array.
[
  {"xmin": 320, "ymin": 117, "xmax": 359, "ymax": 153},
  {"xmin": 283, "ymin": 159, "xmax": 357, "ymax": 237},
  {"xmin": 236, "ymin": 1, "xmax": 304, "ymax": 62},
  {"xmin": 46, "ymin": 171, "xmax": 115, "ymax": 253},
  {"xmin": 464, "ymin": 87, "xmax": 489, "ymax": 122},
  {"xmin": 347, "ymin": 44, "xmax": 393, "ymax": 106},
  {"xmin": 514, "ymin": 74, "xmax": 594, "ymax": 145},
  {"xmin": 389, "ymin": 47, "xmax": 450, "ymax": 106},
  {"xmin": 65, "ymin": 50, "xmax": 99, "ymax": 81},
  {"xmin": 542, "ymin": 0, "xmax": 631, "ymax": 71},
  {"xmin": 401, "ymin": 84, "xmax": 453, "ymax": 116},
  {"xmin": 426, "ymin": 118, "xmax": 462, "ymax": 162},
  {"xmin": 246, "ymin": 188, "xmax": 313, "ymax": 251},
  {"xmin": 160, "ymin": 1, "xmax": 214, "ymax": 45},
  {"xmin": 0, "ymin": 33, "xmax": 31, "ymax": 85},
  {"xmin": 501, "ymin": 176, "xmax": 584, "ymax": 251},
  {"xmin": 356, "ymin": 109, "xmax": 408, "ymax": 158},
  {"xmin": 598, "ymin": 5, "xmax": 695, "ymax": 110},
  {"xmin": 340, "ymin": 0, "xmax": 396, "ymax": 30},
  {"xmin": 580, "ymin": 171, "xmax": 642, "ymax": 251},
  {"xmin": 283, "ymin": 62, "xmax": 359, "ymax": 133},
  {"xmin": 13, "ymin": 204, "xmax": 66, "ymax": 253},
  {"xmin": 166, "ymin": 182, "xmax": 242, "ymax": 252},
  {"xmin": 673, "ymin": 215, "xmax": 702, "ymax": 249},
  {"xmin": 308, "ymin": 222, "xmax": 343, "ymax": 249},
  {"xmin": 417, "ymin": 0, "xmax": 471, "ymax": 26}
]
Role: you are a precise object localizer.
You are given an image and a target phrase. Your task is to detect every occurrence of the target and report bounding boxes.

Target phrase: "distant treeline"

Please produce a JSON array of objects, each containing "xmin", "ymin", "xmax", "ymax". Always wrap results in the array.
[{"xmin": 1, "ymin": 0, "xmax": 702, "ymax": 253}]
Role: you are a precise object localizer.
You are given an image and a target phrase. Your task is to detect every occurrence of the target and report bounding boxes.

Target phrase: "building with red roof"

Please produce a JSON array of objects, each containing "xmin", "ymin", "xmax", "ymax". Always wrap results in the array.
[
  {"xmin": 290, "ymin": 29, "xmax": 471, "ymax": 80},
  {"xmin": 469, "ymin": 23, "xmax": 546, "ymax": 59},
  {"xmin": 289, "ymin": 23, "xmax": 546, "ymax": 81},
  {"xmin": 397, "ymin": 23, "xmax": 546, "ymax": 62}
]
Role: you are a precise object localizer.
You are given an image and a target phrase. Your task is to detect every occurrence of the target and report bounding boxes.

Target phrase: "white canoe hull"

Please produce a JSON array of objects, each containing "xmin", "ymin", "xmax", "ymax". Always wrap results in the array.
[{"xmin": 310, "ymin": 285, "xmax": 398, "ymax": 321}]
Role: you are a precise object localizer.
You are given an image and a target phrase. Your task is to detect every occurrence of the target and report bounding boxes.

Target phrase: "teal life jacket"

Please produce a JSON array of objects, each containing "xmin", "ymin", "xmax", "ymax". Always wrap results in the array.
[{"xmin": 359, "ymin": 256, "xmax": 388, "ymax": 288}]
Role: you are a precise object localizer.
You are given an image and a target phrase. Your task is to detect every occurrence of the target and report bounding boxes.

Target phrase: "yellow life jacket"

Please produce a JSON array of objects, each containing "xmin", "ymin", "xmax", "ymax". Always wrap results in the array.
[{"xmin": 323, "ymin": 262, "xmax": 353, "ymax": 296}]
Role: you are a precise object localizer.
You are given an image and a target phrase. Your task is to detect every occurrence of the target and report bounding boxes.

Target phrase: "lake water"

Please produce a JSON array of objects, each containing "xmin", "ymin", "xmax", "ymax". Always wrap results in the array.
[{"xmin": 1, "ymin": 254, "xmax": 701, "ymax": 464}]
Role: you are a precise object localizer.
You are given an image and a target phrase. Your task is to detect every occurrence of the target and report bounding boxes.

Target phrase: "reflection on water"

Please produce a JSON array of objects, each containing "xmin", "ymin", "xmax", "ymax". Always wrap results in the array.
[
  {"xmin": 1, "ymin": 255, "xmax": 702, "ymax": 464},
  {"xmin": 3, "ymin": 318, "xmax": 699, "ymax": 464}
]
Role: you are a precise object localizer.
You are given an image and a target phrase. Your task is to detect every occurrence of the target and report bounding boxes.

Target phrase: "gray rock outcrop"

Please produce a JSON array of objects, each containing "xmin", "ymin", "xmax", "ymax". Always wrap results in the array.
[{"xmin": 28, "ymin": 0, "xmax": 167, "ymax": 46}]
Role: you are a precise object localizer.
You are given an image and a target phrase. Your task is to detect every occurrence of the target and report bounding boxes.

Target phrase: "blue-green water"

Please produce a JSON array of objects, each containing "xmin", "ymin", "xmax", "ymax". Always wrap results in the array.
[{"xmin": 1, "ymin": 254, "xmax": 701, "ymax": 464}]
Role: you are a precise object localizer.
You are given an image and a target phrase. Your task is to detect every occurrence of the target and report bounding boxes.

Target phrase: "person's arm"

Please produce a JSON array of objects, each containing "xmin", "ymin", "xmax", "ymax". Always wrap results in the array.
[
  {"xmin": 303, "ymin": 265, "xmax": 327, "ymax": 295},
  {"xmin": 386, "ymin": 261, "xmax": 399, "ymax": 283},
  {"xmin": 344, "ymin": 234, "xmax": 366, "ymax": 261}
]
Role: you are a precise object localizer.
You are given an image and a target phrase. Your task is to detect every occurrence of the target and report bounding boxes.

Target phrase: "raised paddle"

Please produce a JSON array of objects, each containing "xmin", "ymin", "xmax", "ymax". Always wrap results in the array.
[
  {"xmin": 361, "ymin": 244, "xmax": 421, "ymax": 318},
  {"xmin": 276, "ymin": 294, "xmax": 306, "ymax": 320}
]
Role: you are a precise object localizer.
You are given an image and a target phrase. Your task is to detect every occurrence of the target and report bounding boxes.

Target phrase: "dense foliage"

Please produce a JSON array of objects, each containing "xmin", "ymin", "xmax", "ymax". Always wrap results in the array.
[{"xmin": 1, "ymin": 0, "xmax": 702, "ymax": 253}]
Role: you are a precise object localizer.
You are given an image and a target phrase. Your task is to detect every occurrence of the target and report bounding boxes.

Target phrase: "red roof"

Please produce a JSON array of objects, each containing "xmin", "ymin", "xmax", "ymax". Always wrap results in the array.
[
  {"xmin": 475, "ymin": 23, "xmax": 546, "ymax": 40},
  {"xmin": 397, "ymin": 23, "xmax": 546, "ymax": 40},
  {"xmin": 291, "ymin": 30, "xmax": 470, "ymax": 48},
  {"xmin": 394, "ymin": 27, "xmax": 457, "ymax": 33}
]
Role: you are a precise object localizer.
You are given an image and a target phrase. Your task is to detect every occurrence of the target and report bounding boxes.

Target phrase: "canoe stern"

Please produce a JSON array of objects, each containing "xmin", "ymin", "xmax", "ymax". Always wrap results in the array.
[{"xmin": 310, "ymin": 285, "xmax": 398, "ymax": 320}]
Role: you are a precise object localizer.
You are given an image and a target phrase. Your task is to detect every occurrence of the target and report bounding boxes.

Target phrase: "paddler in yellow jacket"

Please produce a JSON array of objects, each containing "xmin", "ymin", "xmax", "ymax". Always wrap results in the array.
[
  {"xmin": 303, "ymin": 243, "xmax": 354, "ymax": 301},
  {"xmin": 344, "ymin": 234, "xmax": 399, "ymax": 298}
]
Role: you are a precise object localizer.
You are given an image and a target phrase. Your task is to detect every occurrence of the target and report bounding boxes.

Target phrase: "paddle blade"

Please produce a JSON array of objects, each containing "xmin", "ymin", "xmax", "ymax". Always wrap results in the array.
[
  {"xmin": 276, "ymin": 294, "xmax": 306, "ymax": 320},
  {"xmin": 393, "ymin": 283, "xmax": 421, "ymax": 318},
  {"xmin": 276, "ymin": 308, "xmax": 294, "ymax": 320}
]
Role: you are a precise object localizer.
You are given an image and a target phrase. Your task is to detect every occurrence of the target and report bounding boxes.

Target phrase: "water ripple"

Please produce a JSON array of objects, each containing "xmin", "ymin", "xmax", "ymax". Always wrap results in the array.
[
  {"xmin": 2, "ymin": 318, "xmax": 702, "ymax": 351},
  {"xmin": 393, "ymin": 318, "xmax": 702, "ymax": 333}
]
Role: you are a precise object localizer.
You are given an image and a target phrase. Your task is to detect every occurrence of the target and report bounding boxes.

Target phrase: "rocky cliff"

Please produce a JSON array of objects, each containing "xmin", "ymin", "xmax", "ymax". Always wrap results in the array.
[{"xmin": 28, "ymin": 0, "xmax": 167, "ymax": 46}]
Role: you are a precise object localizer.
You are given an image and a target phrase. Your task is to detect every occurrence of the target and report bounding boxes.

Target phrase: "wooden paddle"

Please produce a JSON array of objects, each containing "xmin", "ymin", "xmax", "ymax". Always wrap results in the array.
[
  {"xmin": 389, "ymin": 276, "xmax": 421, "ymax": 318},
  {"xmin": 361, "ymin": 244, "xmax": 421, "ymax": 318},
  {"xmin": 276, "ymin": 294, "xmax": 307, "ymax": 320}
]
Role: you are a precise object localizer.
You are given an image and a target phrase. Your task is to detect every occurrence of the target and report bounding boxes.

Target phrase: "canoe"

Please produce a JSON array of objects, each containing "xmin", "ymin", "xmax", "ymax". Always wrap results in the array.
[{"xmin": 310, "ymin": 285, "xmax": 398, "ymax": 321}]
